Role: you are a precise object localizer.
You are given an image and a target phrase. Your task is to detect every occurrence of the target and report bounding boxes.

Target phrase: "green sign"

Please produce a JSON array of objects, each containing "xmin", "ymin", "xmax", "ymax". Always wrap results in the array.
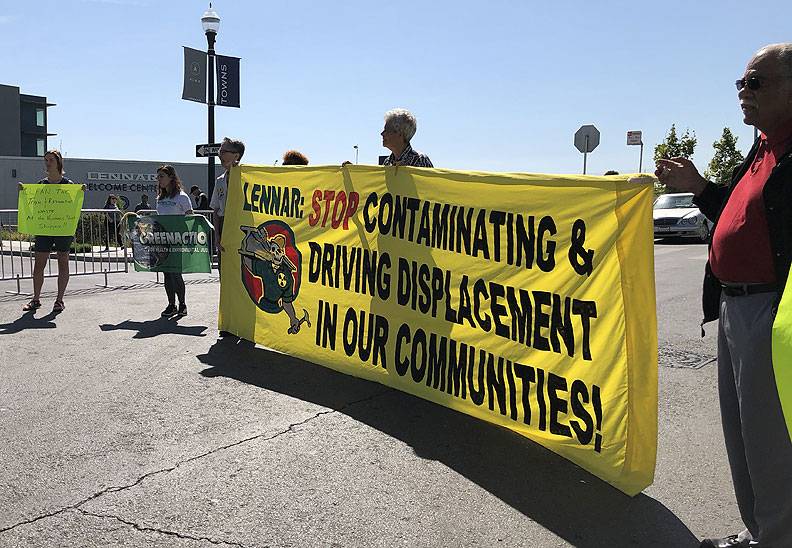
[
  {"xmin": 773, "ymin": 272, "xmax": 792, "ymax": 442},
  {"xmin": 127, "ymin": 214, "xmax": 212, "ymax": 273},
  {"xmin": 18, "ymin": 184, "xmax": 84, "ymax": 236}
]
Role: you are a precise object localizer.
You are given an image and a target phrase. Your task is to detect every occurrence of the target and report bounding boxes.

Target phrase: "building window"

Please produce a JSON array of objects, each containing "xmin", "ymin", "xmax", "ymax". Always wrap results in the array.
[
  {"xmin": 36, "ymin": 108, "xmax": 45, "ymax": 127},
  {"xmin": 36, "ymin": 139, "xmax": 45, "ymax": 156}
]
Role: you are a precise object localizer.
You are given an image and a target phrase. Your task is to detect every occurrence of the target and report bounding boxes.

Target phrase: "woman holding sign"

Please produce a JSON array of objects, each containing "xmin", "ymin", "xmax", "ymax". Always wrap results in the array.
[
  {"xmin": 19, "ymin": 150, "xmax": 85, "ymax": 313},
  {"xmin": 155, "ymin": 165, "xmax": 193, "ymax": 317}
]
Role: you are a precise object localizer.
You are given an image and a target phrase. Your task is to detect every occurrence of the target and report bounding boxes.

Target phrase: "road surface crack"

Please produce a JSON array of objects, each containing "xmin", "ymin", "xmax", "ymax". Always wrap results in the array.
[
  {"xmin": 0, "ymin": 389, "xmax": 387, "ymax": 535},
  {"xmin": 75, "ymin": 508, "xmax": 254, "ymax": 547}
]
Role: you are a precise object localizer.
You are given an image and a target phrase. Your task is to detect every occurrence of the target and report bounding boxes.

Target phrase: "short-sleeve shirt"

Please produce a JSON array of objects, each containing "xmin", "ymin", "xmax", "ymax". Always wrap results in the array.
[
  {"xmin": 209, "ymin": 172, "xmax": 228, "ymax": 217},
  {"xmin": 709, "ymin": 130, "xmax": 792, "ymax": 283},
  {"xmin": 156, "ymin": 191, "xmax": 193, "ymax": 215}
]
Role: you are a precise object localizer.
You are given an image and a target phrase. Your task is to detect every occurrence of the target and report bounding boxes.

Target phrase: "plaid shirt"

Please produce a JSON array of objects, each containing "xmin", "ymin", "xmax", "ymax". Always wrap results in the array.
[{"xmin": 383, "ymin": 144, "xmax": 433, "ymax": 167}]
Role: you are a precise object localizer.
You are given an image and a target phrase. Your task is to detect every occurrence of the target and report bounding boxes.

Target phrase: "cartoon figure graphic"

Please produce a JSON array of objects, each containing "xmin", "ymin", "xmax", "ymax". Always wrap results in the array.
[
  {"xmin": 239, "ymin": 221, "xmax": 308, "ymax": 334},
  {"xmin": 129, "ymin": 215, "xmax": 169, "ymax": 269}
]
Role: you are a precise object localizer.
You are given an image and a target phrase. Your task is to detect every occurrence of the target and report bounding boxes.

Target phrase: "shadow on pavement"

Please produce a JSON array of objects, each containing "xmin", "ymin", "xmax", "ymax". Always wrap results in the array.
[
  {"xmin": 197, "ymin": 339, "xmax": 698, "ymax": 547},
  {"xmin": 0, "ymin": 310, "xmax": 60, "ymax": 334},
  {"xmin": 99, "ymin": 317, "xmax": 208, "ymax": 339}
]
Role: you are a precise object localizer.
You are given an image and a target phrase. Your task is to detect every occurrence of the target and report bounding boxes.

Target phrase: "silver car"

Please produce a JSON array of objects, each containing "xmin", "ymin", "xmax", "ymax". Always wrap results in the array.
[{"xmin": 653, "ymin": 193, "xmax": 713, "ymax": 242}]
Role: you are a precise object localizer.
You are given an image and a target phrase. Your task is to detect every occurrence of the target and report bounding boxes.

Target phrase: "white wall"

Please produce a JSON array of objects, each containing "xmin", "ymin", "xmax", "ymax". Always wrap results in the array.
[{"xmin": 0, "ymin": 156, "xmax": 212, "ymax": 210}]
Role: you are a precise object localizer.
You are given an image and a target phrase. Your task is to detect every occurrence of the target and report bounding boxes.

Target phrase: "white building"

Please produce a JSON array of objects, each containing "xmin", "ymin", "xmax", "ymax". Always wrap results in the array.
[{"xmin": 0, "ymin": 156, "xmax": 210, "ymax": 210}]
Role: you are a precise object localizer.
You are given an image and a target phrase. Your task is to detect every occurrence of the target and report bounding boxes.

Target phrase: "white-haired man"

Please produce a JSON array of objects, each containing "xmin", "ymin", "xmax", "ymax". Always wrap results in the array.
[
  {"xmin": 211, "ymin": 137, "xmax": 245, "ymax": 261},
  {"xmin": 657, "ymin": 43, "xmax": 792, "ymax": 548},
  {"xmin": 212, "ymin": 136, "xmax": 244, "ymax": 338},
  {"xmin": 381, "ymin": 108, "xmax": 433, "ymax": 167}
]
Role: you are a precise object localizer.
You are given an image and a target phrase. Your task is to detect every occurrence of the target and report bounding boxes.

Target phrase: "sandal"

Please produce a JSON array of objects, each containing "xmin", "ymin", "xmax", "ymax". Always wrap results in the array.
[
  {"xmin": 53, "ymin": 300, "xmax": 65, "ymax": 312},
  {"xmin": 22, "ymin": 299, "xmax": 41, "ymax": 311}
]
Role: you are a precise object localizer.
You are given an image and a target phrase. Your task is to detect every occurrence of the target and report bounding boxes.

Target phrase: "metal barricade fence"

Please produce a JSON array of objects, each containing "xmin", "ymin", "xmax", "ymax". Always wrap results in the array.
[
  {"xmin": 0, "ymin": 209, "xmax": 219, "ymax": 294},
  {"xmin": 0, "ymin": 208, "xmax": 129, "ymax": 294}
]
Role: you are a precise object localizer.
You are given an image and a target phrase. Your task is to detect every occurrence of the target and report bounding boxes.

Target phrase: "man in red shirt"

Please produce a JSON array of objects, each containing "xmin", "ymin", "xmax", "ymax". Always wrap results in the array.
[{"xmin": 657, "ymin": 43, "xmax": 792, "ymax": 548}]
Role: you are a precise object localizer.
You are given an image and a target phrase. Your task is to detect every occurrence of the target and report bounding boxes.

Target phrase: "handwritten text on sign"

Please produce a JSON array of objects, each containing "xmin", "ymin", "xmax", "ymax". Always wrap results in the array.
[{"xmin": 18, "ymin": 184, "xmax": 84, "ymax": 236}]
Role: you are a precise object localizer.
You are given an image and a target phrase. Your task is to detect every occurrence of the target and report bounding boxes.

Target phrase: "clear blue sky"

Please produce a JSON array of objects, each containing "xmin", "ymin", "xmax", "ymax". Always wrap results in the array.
[{"xmin": 3, "ymin": 0, "xmax": 791, "ymax": 175}]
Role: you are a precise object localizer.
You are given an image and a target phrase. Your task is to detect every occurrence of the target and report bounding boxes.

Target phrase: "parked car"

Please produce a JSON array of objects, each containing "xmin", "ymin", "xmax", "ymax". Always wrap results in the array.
[{"xmin": 653, "ymin": 193, "xmax": 713, "ymax": 242}]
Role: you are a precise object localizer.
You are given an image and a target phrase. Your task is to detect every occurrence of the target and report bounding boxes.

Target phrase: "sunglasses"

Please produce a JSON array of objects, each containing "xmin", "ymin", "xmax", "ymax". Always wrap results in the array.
[{"xmin": 735, "ymin": 76, "xmax": 761, "ymax": 91}]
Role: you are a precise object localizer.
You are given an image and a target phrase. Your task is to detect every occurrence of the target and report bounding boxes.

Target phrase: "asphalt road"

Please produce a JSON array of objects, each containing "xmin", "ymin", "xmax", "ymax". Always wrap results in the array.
[{"xmin": 0, "ymin": 241, "xmax": 739, "ymax": 547}]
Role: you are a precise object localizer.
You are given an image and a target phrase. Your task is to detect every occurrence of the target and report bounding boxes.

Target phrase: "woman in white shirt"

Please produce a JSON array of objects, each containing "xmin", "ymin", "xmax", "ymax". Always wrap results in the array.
[{"xmin": 155, "ymin": 165, "xmax": 193, "ymax": 317}]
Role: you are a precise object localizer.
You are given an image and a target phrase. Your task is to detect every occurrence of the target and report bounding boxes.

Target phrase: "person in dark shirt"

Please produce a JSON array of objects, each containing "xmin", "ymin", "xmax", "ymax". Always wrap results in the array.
[
  {"xmin": 381, "ymin": 108, "xmax": 433, "ymax": 167},
  {"xmin": 133, "ymin": 194, "xmax": 151, "ymax": 212},
  {"xmin": 656, "ymin": 43, "xmax": 792, "ymax": 548},
  {"xmin": 101, "ymin": 195, "xmax": 121, "ymax": 251},
  {"xmin": 18, "ymin": 150, "xmax": 85, "ymax": 313},
  {"xmin": 190, "ymin": 185, "xmax": 210, "ymax": 210}
]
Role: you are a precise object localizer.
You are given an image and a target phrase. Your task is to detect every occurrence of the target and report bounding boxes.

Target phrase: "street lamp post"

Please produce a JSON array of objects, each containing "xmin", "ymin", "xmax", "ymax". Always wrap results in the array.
[
  {"xmin": 354, "ymin": 145, "xmax": 359, "ymax": 164},
  {"xmin": 201, "ymin": 4, "xmax": 220, "ymax": 199}
]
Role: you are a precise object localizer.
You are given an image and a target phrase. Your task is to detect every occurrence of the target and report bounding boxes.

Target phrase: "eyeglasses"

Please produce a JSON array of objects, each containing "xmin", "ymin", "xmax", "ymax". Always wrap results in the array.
[
  {"xmin": 735, "ymin": 76, "xmax": 761, "ymax": 91},
  {"xmin": 156, "ymin": 173, "xmax": 168, "ymax": 179}
]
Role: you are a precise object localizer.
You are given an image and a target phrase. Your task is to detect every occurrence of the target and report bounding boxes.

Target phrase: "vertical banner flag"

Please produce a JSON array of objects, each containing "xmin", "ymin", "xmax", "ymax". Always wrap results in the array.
[
  {"xmin": 772, "ymin": 272, "xmax": 792, "ymax": 442},
  {"xmin": 127, "ymin": 214, "xmax": 212, "ymax": 273},
  {"xmin": 219, "ymin": 165, "xmax": 658, "ymax": 495},
  {"xmin": 182, "ymin": 46, "xmax": 207, "ymax": 103},
  {"xmin": 18, "ymin": 183, "xmax": 84, "ymax": 236},
  {"xmin": 215, "ymin": 54, "xmax": 240, "ymax": 108}
]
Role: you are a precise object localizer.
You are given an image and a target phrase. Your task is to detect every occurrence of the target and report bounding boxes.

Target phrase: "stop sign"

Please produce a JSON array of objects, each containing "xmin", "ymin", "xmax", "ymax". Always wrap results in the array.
[{"xmin": 574, "ymin": 125, "xmax": 600, "ymax": 153}]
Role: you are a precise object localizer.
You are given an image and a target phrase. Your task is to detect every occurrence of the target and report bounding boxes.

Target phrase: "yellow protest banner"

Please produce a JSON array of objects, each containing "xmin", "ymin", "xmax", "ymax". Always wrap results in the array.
[
  {"xmin": 219, "ymin": 165, "xmax": 657, "ymax": 495},
  {"xmin": 772, "ymin": 272, "xmax": 792, "ymax": 442},
  {"xmin": 18, "ymin": 184, "xmax": 84, "ymax": 236}
]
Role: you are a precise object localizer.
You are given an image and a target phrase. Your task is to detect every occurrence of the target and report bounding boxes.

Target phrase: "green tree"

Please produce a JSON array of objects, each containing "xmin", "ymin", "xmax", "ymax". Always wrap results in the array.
[
  {"xmin": 653, "ymin": 124, "xmax": 698, "ymax": 195},
  {"xmin": 653, "ymin": 124, "xmax": 697, "ymax": 161},
  {"xmin": 704, "ymin": 127, "xmax": 745, "ymax": 185}
]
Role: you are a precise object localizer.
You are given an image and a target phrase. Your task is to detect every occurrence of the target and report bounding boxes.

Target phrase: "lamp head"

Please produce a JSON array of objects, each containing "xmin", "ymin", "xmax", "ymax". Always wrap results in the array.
[{"xmin": 201, "ymin": 4, "xmax": 220, "ymax": 34}]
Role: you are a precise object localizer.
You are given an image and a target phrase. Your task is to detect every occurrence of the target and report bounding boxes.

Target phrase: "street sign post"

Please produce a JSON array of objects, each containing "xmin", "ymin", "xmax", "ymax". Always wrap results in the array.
[
  {"xmin": 574, "ymin": 125, "xmax": 600, "ymax": 174},
  {"xmin": 196, "ymin": 143, "xmax": 222, "ymax": 157},
  {"xmin": 627, "ymin": 130, "xmax": 644, "ymax": 173}
]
